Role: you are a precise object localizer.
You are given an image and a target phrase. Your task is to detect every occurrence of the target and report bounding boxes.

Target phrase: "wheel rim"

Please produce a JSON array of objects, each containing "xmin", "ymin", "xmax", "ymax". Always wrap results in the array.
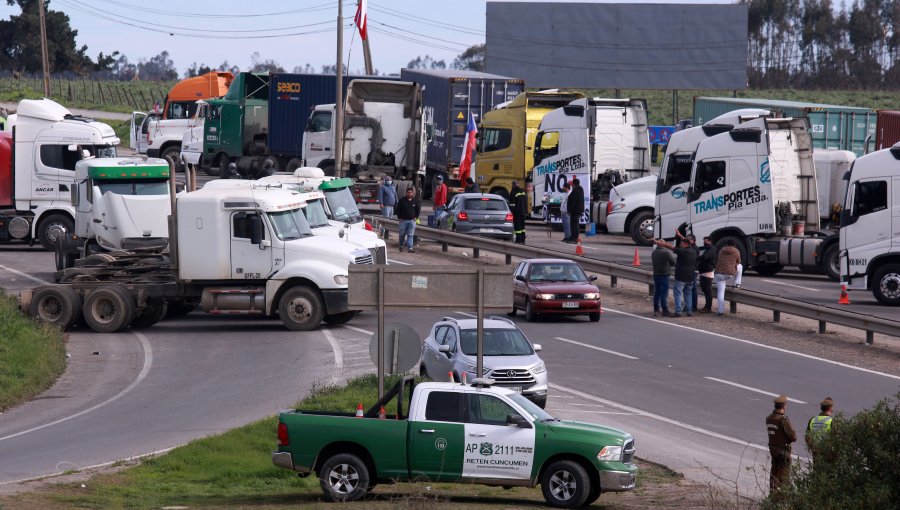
[
  {"xmin": 38, "ymin": 295, "xmax": 63, "ymax": 322},
  {"xmin": 879, "ymin": 272, "xmax": 900, "ymax": 300},
  {"xmin": 827, "ymin": 251, "xmax": 839, "ymax": 276},
  {"xmin": 328, "ymin": 463, "xmax": 359, "ymax": 495},
  {"xmin": 549, "ymin": 469, "xmax": 577, "ymax": 501},
  {"xmin": 285, "ymin": 294, "xmax": 313, "ymax": 325},
  {"xmin": 90, "ymin": 296, "xmax": 119, "ymax": 325},
  {"xmin": 638, "ymin": 217, "xmax": 655, "ymax": 241},
  {"xmin": 45, "ymin": 222, "xmax": 67, "ymax": 244}
]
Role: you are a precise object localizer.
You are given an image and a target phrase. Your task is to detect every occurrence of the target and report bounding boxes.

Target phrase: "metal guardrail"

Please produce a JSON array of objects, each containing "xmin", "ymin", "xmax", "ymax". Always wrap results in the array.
[{"xmin": 370, "ymin": 216, "xmax": 899, "ymax": 344}]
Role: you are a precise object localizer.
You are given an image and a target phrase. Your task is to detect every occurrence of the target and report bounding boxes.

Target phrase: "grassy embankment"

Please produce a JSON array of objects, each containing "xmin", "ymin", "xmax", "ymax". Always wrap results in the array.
[
  {"xmin": 0, "ymin": 292, "xmax": 67, "ymax": 412},
  {"xmin": 1, "ymin": 374, "xmax": 686, "ymax": 509}
]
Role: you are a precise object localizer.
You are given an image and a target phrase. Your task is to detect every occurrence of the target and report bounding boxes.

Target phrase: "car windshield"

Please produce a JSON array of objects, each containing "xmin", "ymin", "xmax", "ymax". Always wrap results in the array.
[
  {"xmin": 464, "ymin": 198, "xmax": 508, "ymax": 211},
  {"xmin": 302, "ymin": 198, "xmax": 331, "ymax": 228},
  {"xmin": 509, "ymin": 393, "xmax": 557, "ymax": 422},
  {"xmin": 96, "ymin": 179, "xmax": 169, "ymax": 196},
  {"xmin": 459, "ymin": 328, "xmax": 534, "ymax": 356},
  {"xmin": 267, "ymin": 208, "xmax": 313, "ymax": 241},
  {"xmin": 529, "ymin": 263, "xmax": 588, "ymax": 282},
  {"xmin": 323, "ymin": 188, "xmax": 362, "ymax": 223}
]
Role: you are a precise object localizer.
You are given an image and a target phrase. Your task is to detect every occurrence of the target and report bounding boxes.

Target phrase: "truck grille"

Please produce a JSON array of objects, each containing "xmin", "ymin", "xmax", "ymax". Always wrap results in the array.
[
  {"xmin": 623, "ymin": 439, "xmax": 635, "ymax": 463},
  {"xmin": 489, "ymin": 369, "xmax": 536, "ymax": 387},
  {"xmin": 370, "ymin": 246, "xmax": 386, "ymax": 264},
  {"xmin": 354, "ymin": 253, "xmax": 374, "ymax": 264}
]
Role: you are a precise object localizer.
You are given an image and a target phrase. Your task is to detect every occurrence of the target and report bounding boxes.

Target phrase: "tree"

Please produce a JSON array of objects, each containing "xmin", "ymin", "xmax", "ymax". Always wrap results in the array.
[
  {"xmin": 184, "ymin": 62, "xmax": 213, "ymax": 78},
  {"xmin": 136, "ymin": 50, "xmax": 178, "ymax": 81},
  {"xmin": 248, "ymin": 51, "xmax": 285, "ymax": 73},
  {"xmin": 452, "ymin": 44, "xmax": 485, "ymax": 71},
  {"xmin": 406, "ymin": 55, "xmax": 447, "ymax": 70},
  {"xmin": 0, "ymin": 0, "xmax": 95, "ymax": 73},
  {"xmin": 292, "ymin": 63, "xmax": 316, "ymax": 74},
  {"xmin": 216, "ymin": 60, "xmax": 240, "ymax": 75}
]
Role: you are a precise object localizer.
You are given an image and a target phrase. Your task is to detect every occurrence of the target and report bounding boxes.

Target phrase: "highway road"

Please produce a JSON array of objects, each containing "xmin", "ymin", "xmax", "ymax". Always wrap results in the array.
[{"xmin": 1, "ymin": 244, "xmax": 898, "ymax": 501}]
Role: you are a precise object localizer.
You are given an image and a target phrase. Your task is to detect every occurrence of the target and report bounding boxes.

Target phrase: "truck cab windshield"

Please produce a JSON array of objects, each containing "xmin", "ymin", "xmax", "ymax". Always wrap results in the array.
[
  {"xmin": 96, "ymin": 179, "xmax": 169, "ymax": 196},
  {"xmin": 303, "ymin": 199, "xmax": 331, "ymax": 228},
  {"xmin": 323, "ymin": 188, "xmax": 362, "ymax": 223},
  {"xmin": 268, "ymin": 208, "xmax": 313, "ymax": 241}
]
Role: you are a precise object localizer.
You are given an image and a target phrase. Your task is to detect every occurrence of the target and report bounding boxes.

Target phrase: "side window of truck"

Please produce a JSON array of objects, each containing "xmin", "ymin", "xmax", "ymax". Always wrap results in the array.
[
  {"xmin": 232, "ymin": 212, "xmax": 265, "ymax": 240},
  {"xmin": 695, "ymin": 160, "xmax": 726, "ymax": 194},
  {"xmin": 467, "ymin": 394, "xmax": 521, "ymax": 426},
  {"xmin": 39, "ymin": 145, "xmax": 80, "ymax": 171},
  {"xmin": 424, "ymin": 391, "xmax": 463, "ymax": 422},
  {"xmin": 852, "ymin": 180, "xmax": 887, "ymax": 216},
  {"xmin": 480, "ymin": 128, "xmax": 512, "ymax": 153},
  {"xmin": 308, "ymin": 112, "xmax": 332, "ymax": 133},
  {"xmin": 663, "ymin": 154, "xmax": 693, "ymax": 190}
]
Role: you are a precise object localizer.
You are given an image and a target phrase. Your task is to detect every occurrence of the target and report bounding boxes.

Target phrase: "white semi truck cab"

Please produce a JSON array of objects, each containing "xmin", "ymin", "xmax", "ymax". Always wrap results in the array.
[
  {"xmin": 839, "ymin": 143, "xmax": 900, "ymax": 305},
  {"xmin": 0, "ymin": 99, "xmax": 119, "ymax": 250}
]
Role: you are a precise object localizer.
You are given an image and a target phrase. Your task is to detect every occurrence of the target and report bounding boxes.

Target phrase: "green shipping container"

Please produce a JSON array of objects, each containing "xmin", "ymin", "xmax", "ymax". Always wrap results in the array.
[{"xmin": 692, "ymin": 97, "xmax": 876, "ymax": 156}]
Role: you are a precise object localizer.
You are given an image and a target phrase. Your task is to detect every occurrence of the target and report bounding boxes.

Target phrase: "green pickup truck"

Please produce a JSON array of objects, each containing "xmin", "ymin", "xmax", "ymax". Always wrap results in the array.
[{"xmin": 273, "ymin": 377, "xmax": 636, "ymax": 508}]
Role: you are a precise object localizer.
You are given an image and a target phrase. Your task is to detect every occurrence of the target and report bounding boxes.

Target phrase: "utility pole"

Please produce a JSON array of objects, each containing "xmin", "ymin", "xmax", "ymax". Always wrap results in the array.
[
  {"xmin": 334, "ymin": 1, "xmax": 344, "ymax": 178},
  {"xmin": 38, "ymin": 0, "xmax": 51, "ymax": 97}
]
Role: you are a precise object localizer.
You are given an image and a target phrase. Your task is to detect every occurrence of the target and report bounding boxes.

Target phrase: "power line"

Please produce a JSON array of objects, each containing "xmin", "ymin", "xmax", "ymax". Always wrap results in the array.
[{"xmin": 81, "ymin": 0, "xmax": 344, "ymax": 19}]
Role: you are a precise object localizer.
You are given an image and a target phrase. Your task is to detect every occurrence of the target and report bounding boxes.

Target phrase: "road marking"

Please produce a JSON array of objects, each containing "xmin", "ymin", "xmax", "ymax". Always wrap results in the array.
[
  {"xmin": 704, "ymin": 377, "xmax": 807, "ymax": 404},
  {"xmin": 551, "ymin": 383, "xmax": 774, "ymax": 455},
  {"xmin": 388, "ymin": 258, "xmax": 411, "ymax": 265},
  {"xmin": 554, "ymin": 336, "xmax": 639, "ymax": 359},
  {"xmin": 342, "ymin": 325, "xmax": 374, "ymax": 336},
  {"xmin": 761, "ymin": 279, "xmax": 821, "ymax": 292},
  {"xmin": 320, "ymin": 329, "xmax": 343, "ymax": 381},
  {"xmin": 0, "ymin": 447, "xmax": 176, "ymax": 487},
  {"xmin": 555, "ymin": 241, "xmax": 596, "ymax": 250},
  {"xmin": 0, "ymin": 331, "xmax": 153, "ymax": 443},
  {"xmin": 552, "ymin": 409, "xmax": 636, "ymax": 415},
  {"xmin": 604, "ymin": 307, "xmax": 900, "ymax": 381},
  {"xmin": 0, "ymin": 264, "xmax": 51, "ymax": 286},
  {"xmin": 454, "ymin": 311, "xmax": 476, "ymax": 318}
]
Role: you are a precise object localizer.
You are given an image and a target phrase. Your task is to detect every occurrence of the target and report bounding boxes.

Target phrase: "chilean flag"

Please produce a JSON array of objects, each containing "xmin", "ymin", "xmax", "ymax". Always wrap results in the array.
[
  {"xmin": 354, "ymin": 0, "xmax": 368, "ymax": 40},
  {"xmin": 459, "ymin": 112, "xmax": 477, "ymax": 183}
]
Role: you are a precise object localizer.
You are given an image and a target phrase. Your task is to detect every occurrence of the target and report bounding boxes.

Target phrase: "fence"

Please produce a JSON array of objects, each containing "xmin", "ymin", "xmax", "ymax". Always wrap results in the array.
[
  {"xmin": 0, "ymin": 72, "xmax": 174, "ymax": 111},
  {"xmin": 372, "ymin": 217, "xmax": 899, "ymax": 345}
]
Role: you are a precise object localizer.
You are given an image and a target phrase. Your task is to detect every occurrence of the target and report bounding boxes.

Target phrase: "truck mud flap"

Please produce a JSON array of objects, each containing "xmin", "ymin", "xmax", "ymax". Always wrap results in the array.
[{"xmin": 321, "ymin": 289, "xmax": 351, "ymax": 315}]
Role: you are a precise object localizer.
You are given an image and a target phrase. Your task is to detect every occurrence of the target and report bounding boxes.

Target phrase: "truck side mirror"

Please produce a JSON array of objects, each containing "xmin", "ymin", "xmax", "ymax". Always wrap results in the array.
[
  {"xmin": 506, "ymin": 414, "xmax": 531, "ymax": 428},
  {"xmin": 249, "ymin": 215, "xmax": 263, "ymax": 245}
]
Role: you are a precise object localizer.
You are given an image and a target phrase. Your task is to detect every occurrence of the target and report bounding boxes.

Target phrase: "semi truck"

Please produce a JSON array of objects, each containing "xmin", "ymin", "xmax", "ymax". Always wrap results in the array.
[
  {"xmin": 839, "ymin": 142, "xmax": 900, "ymax": 306},
  {"xmin": 529, "ymin": 98, "xmax": 651, "ymax": 225},
  {"xmin": 0, "ymin": 99, "xmax": 119, "ymax": 251},
  {"xmin": 273, "ymin": 376, "xmax": 636, "ymax": 507},
  {"xmin": 473, "ymin": 90, "xmax": 584, "ymax": 201},
  {"xmin": 55, "ymin": 157, "xmax": 172, "ymax": 270},
  {"xmin": 874, "ymin": 110, "xmax": 900, "ymax": 151},
  {"xmin": 24, "ymin": 185, "xmax": 372, "ymax": 332},
  {"xmin": 399, "ymin": 69, "xmax": 524, "ymax": 197},
  {"xmin": 130, "ymin": 71, "xmax": 233, "ymax": 169}
]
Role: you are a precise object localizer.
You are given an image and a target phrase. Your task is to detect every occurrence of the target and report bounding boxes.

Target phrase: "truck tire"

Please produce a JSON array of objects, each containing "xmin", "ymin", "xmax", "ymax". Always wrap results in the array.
[
  {"xmin": 324, "ymin": 311, "xmax": 357, "ymax": 325},
  {"xmin": 872, "ymin": 264, "xmax": 900, "ymax": 306},
  {"xmin": 162, "ymin": 146, "xmax": 182, "ymax": 173},
  {"xmin": 490, "ymin": 187, "xmax": 509, "ymax": 201},
  {"xmin": 541, "ymin": 459, "xmax": 590, "ymax": 508},
  {"xmin": 37, "ymin": 214, "xmax": 74, "ymax": 252},
  {"xmin": 822, "ymin": 243, "xmax": 840, "ymax": 282},
  {"xmin": 319, "ymin": 453, "xmax": 371, "ymax": 503},
  {"xmin": 584, "ymin": 481, "xmax": 602, "ymax": 506},
  {"xmin": 629, "ymin": 210, "xmax": 655, "ymax": 246},
  {"xmin": 286, "ymin": 158, "xmax": 303, "ymax": 174},
  {"xmin": 30, "ymin": 285, "xmax": 82, "ymax": 330},
  {"xmin": 83, "ymin": 285, "xmax": 135, "ymax": 333},
  {"xmin": 131, "ymin": 300, "xmax": 168, "ymax": 329},
  {"xmin": 54, "ymin": 238, "xmax": 77, "ymax": 271},
  {"xmin": 278, "ymin": 286, "xmax": 325, "ymax": 331},
  {"xmin": 754, "ymin": 264, "xmax": 783, "ymax": 276}
]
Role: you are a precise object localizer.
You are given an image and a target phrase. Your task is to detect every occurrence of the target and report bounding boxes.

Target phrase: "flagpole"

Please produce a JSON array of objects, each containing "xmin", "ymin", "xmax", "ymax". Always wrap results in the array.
[
  {"xmin": 335, "ymin": 1, "xmax": 344, "ymax": 178},
  {"xmin": 360, "ymin": 0, "xmax": 373, "ymax": 75}
]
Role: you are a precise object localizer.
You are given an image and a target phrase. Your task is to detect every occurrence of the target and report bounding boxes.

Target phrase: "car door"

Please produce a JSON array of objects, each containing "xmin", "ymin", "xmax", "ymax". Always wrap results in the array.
[
  {"xmin": 130, "ymin": 111, "xmax": 149, "ymax": 153},
  {"xmin": 409, "ymin": 390, "xmax": 465, "ymax": 482},
  {"xmin": 230, "ymin": 211, "xmax": 274, "ymax": 280},
  {"xmin": 512, "ymin": 261, "xmax": 529, "ymax": 308},
  {"xmin": 461, "ymin": 393, "xmax": 536, "ymax": 481}
]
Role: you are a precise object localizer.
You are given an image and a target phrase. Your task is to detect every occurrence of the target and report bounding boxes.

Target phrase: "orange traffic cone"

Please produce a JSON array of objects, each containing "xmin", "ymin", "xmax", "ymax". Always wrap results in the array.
[
  {"xmin": 378, "ymin": 406, "xmax": 386, "ymax": 419},
  {"xmin": 632, "ymin": 248, "xmax": 641, "ymax": 266},
  {"xmin": 355, "ymin": 402, "xmax": 364, "ymax": 418},
  {"xmin": 575, "ymin": 237, "xmax": 584, "ymax": 256},
  {"xmin": 461, "ymin": 372, "xmax": 467, "ymax": 384},
  {"xmin": 448, "ymin": 371, "xmax": 455, "ymax": 383},
  {"xmin": 838, "ymin": 284, "xmax": 851, "ymax": 305}
]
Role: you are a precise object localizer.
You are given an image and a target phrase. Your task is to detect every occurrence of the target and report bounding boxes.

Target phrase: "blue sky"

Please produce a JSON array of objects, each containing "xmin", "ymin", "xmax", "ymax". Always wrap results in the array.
[{"xmin": 2, "ymin": 0, "xmax": 731, "ymax": 76}]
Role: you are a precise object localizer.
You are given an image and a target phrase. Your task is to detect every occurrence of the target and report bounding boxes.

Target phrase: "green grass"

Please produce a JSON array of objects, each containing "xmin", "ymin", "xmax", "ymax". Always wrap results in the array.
[
  {"xmin": 0, "ymin": 291, "xmax": 67, "ymax": 412},
  {"xmin": 0, "ymin": 77, "xmax": 176, "ymax": 114}
]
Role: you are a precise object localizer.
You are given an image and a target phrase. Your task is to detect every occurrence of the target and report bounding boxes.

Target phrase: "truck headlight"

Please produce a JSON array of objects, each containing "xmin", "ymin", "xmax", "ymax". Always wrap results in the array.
[
  {"xmin": 535, "ymin": 293, "xmax": 554, "ymax": 300},
  {"xmin": 597, "ymin": 445, "xmax": 623, "ymax": 461},
  {"xmin": 611, "ymin": 203, "xmax": 626, "ymax": 212},
  {"xmin": 334, "ymin": 275, "xmax": 349, "ymax": 285},
  {"xmin": 584, "ymin": 292, "xmax": 600, "ymax": 300},
  {"xmin": 531, "ymin": 361, "xmax": 546, "ymax": 374}
]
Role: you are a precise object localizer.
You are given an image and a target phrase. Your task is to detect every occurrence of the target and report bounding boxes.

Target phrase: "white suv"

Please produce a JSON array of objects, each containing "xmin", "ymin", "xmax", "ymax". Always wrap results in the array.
[{"xmin": 419, "ymin": 316, "xmax": 549, "ymax": 408}]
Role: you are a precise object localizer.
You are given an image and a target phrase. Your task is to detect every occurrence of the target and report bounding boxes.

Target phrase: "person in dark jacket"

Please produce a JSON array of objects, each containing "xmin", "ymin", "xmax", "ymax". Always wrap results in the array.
[
  {"xmin": 654, "ymin": 235, "xmax": 698, "ymax": 317},
  {"xmin": 395, "ymin": 187, "xmax": 421, "ymax": 252},
  {"xmin": 651, "ymin": 243, "xmax": 675, "ymax": 316},
  {"xmin": 567, "ymin": 178, "xmax": 585, "ymax": 243},
  {"xmin": 377, "ymin": 176, "xmax": 398, "ymax": 218},
  {"xmin": 464, "ymin": 177, "xmax": 480, "ymax": 193},
  {"xmin": 766, "ymin": 395, "xmax": 797, "ymax": 493},
  {"xmin": 696, "ymin": 236, "xmax": 718, "ymax": 312},
  {"xmin": 510, "ymin": 180, "xmax": 528, "ymax": 244}
]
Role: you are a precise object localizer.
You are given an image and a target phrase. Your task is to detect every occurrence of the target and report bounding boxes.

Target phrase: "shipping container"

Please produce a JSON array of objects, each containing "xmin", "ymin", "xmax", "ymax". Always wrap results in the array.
[
  {"xmin": 400, "ymin": 68, "xmax": 524, "ymax": 194},
  {"xmin": 692, "ymin": 97, "xmax": 876, "ymax": 157},
  {"xmin": 875, "ymin": 110, "xmax": 900, "ymax": 151}
]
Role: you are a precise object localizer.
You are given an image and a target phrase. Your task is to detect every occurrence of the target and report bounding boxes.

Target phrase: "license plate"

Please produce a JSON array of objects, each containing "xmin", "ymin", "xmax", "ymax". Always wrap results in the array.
[
  {"xmin": 508, "ymin": 386, "xmax": 521, "ymax": 392},
  {"xmin": 480, "ymin": 228, "xmax": 497, "ymax": 233},
  {"xmin": 562, "ymin": 301, "xmax": 579, "ymax": 308}
]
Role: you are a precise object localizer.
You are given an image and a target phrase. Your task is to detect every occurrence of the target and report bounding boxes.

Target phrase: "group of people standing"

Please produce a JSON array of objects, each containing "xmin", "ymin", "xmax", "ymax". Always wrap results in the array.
[
  {"xmin": 651, "ymin": 233, "xmax": 742, "ymax": 317},
  {"xmin": 766, "ymin": 395, "xmax": 835, "ymax": 493},
  {"xmin": 557, "ymin": 178, "xmax": 586, "ymax": 243}
]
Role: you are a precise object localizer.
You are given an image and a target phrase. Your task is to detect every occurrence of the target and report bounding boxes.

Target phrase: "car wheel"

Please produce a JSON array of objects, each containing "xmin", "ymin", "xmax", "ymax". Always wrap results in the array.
[
  {"xmin": 541, "ymin": 459, "xmax": 590, "ymax": 508},
  {"xmin": 525, "ymin": 299, "xmax": 536, "ymax": 322},
  {"xmin": 589, "ymin": 312, "xmax": 600, "ymax": 322},
  {"xmin": 872, "ymin": 263, "xmax": 900, "ymax": 306},
  {"xmin": 319, "ymin": 453, "xmax": 370, "ymax": 503}
]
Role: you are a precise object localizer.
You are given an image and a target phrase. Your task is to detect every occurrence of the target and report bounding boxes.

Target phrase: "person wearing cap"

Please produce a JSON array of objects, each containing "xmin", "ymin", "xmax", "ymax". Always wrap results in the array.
[
  {"xmin": 378, "ymin": 176, "xmax": 398, "ymax": 219},
  {"xmin": 464, "ymin": 177, "xmax": 480, "ymax": 193},
  {"xmin": 510, "ymin": 180, "xmax": 528, "ymax": 244},
  {"xmin": 433, "ymin": 175, "xmax": 448, "ymax": 210},
  {"xmin": 766, "ymin": 395, "xmax": 797, "ymax": 492},
  {"xmin": 805, "ymin": 397, "xmax": 834, "ymax": 461}
]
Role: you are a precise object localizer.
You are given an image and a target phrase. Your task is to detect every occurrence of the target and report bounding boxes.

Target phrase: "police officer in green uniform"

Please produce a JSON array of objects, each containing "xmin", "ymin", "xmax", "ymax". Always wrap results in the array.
[
  {"xmin": 805, "ymin": 397, "xmax": 834, "ymax": 461},
  {"xmin": 766, "ymin": 395, "xmax": 797, "ymax": 493}
]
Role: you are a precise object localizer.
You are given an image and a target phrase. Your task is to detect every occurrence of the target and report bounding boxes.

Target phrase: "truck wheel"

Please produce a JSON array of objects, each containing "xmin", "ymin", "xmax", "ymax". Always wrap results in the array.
[
  {"xmin": 30, "ymin": 285, "xmax": 82, "ymax": 330},
  {"xmin": 286, "ymin": 158, "xmax": 303, "ymax": 173},
  {"xmin": 54, "ymin": 238, "xmax": 77, "ymax": 271},
  {"xmin": 162, "ymin": 146, "xmax": 183, "ymax": 173},
  {"xmin": 822, "ymin": 243, "xmax": 840, "ymax": 282},
  {"xmin": 278, "ymin": 286, "xmax": 325, "ymax": 331},
  {"xmin": 324, "ymin": 311, "xmax": 357, "ymax": 325},
  {"xmin": 754, "ymin": 264, "xmax": 783, "ymax": 276},
  {"xmin": 131, "ymin": 300, "xmax": 168, "ymax": 329},
  {"xmin": 83, "ymin": 285, "xmax": 135, "ymax": 333},
  {"xmin": 872, "ymin": 264, "xmax": 900, "ymax": 306},
  {"xmin": 541, "ymin": 459, "xmax": 590, "ymax": 508},
  {"xmin": 629, "ymin": 210, "xmax": 655, "ymax": 246},
  {"xmin": 319, "ymin": 453, "xmax": 371, "ymax": 503},
  {"xmin": 37, "ymin": 214, "xmax": 74, "ymax": 252}
]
